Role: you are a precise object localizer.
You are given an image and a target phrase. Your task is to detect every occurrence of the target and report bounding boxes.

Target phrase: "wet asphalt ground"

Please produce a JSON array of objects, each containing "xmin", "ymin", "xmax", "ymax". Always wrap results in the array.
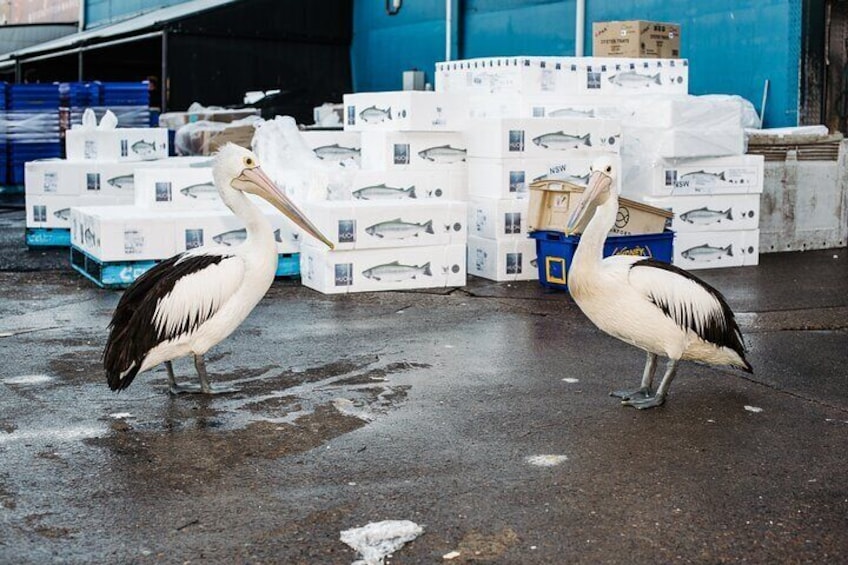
[{"xmin": 1, "ymin": 206, "xmax": 847, "ymax": 564}]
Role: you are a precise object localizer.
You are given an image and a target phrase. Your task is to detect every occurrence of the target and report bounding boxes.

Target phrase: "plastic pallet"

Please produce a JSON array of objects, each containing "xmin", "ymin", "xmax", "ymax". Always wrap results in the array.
[
  {"xmin": 26, "ymin": 228, "xmax": 71, "ymax": 247},
  {"xmin": 70, "ymin": 246, "xmax": 301, "ymax": 289}
]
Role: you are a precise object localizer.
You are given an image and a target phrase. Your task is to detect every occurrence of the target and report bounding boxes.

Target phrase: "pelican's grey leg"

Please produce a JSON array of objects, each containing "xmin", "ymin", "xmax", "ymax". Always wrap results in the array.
[
  {"xmin": 195, "ymin": 354, "xmax": 240, "ymax": 395},
  {"xmin": 611, "ymin": 352, "xmax": 657, "ymax": 400},
  {"xmin": 167, "ymin": 359, "xmax": 202, "ymax": 394},
  {"xmin": 623, "ymin": 358, "xmax": 679, "ymax": 410}
]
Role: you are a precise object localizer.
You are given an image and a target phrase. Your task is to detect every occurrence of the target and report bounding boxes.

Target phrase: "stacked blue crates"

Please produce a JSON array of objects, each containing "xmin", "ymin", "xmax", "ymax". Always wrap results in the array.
[
  {"xmin": 0, "ymin": 82, "xmax": 7, "ymax": 187},
  {"xmin": 62, "ymin": 81, "xmax": 150, "ymax": 131},
  {"xmin": 6, "ymin": 83, "xmax": 64, "ymax": 186}
]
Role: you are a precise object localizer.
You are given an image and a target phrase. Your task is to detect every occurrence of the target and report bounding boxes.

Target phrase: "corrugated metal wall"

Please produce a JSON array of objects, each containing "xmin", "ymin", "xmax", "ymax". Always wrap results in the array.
[{"xmin": 351, "ymin": 0, "xmax": 803, "ymax": 128}]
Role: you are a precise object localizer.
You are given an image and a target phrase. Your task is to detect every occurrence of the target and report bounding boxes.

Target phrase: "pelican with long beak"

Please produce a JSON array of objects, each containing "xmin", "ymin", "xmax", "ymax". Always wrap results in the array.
[
  {"xmin": 103, "ymin": 143, "xmax": 333, "ymax": 394},
  {"xmin": 565, "ymin": 155, "xmax": 752, "ymax": 409}
]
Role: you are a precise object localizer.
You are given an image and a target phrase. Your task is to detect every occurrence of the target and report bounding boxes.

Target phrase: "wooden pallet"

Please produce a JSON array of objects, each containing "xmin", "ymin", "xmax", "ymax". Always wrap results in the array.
[
  {"xmin": 70, "ymin": 246, "xmax": 301, "ymax": 289},
  {"xmin": 747, "ymin": 133, "xmax": 843, "ymax": 162}
]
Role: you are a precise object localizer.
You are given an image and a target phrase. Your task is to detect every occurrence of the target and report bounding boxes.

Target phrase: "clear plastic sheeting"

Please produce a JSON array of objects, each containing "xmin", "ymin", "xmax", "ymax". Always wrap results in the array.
[
  {"xmin": 339, "ymin": 520, "xmax": 424, "ymax": 565},
  {"xmin": 173, "ymin": 115, "xmax": 262, "ymax": 156},
  {"xmin": 251, "ymin": 115, "xmax": 357, "ymax": 202}
]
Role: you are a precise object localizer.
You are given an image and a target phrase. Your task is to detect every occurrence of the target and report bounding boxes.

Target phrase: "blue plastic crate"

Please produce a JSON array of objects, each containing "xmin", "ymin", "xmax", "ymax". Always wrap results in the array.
[{"xmin": 530, "ymin": 230, "xmax": 675, "ymax": 291}]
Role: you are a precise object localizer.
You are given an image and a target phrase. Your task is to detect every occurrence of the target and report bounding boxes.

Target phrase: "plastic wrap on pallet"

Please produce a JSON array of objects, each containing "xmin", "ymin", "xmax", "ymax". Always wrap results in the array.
[
  {"xmin": 174, "ymin": 115, "xmax": 261, "ymax": 156},
  {"xmin": 159, "ymin": 102, "xmax": 259, "ymax": 130}
]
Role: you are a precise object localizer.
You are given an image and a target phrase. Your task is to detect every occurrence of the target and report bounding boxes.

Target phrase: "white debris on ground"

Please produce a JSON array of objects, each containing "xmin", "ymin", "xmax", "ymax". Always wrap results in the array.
[
  {"xmin": 108, "ymin": 412, "xmax": 133, "ymax": 419},
  {"xmin": 561, "ymin": 378, "xmax": 579, "ymax": 383},
  {"xmin": 340, "ymin": 520, "xmax": 424, "ymax": 565},
  {"xmin": 744, "ymin": 405, "xmax": 763, "ymax": 413},
  {"xmin": 3, "ymin": 374, "xmax": 53, "ymax": 385},
  {"xmin": 443, "ymin": 550, "xmax": 462, "ymax": 560},
  {"xmin": 525, "ymin": 454, "xmax": 569, "ymax": 467},
  {"xmin": 332, "ymin": 398, "xmax": 375, "ymax": 422}
]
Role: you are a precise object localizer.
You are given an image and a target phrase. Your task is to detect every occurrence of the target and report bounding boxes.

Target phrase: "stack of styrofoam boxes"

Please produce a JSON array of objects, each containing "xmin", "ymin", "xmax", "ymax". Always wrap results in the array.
[
  {"xmin": 618, "ymin": 96, "xmax": 763, "ymax": 269},
  {"xmin": 71, "ymin": 158, "xmax": 302, "ymax": 271},
  {"xmin": 298, "ymin": 91, "xmax": 469, "ymax": 294},
  {"xmin": 25, "ymin": 120, "xmax": 170, "ymax": 246},
  {"xmin": 434, "ymin": 57, "xmax": 683, "ymax": 280}
]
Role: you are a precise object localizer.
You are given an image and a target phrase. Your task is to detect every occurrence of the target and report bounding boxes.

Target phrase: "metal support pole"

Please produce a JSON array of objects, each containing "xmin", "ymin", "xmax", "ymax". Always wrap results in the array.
[{"xmin": 160, "ymin": 30, "xmax": 168, "ymax": 112}]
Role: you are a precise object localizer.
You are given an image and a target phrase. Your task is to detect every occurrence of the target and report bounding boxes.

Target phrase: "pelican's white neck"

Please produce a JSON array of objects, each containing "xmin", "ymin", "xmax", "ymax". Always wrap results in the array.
[
  {"xmin": 569, "ymin": 193, "xmax": 618, "ymax": 294},
  {"xmin": 216, "ymin": 178, "xmax": 275, "ymax": 250}
]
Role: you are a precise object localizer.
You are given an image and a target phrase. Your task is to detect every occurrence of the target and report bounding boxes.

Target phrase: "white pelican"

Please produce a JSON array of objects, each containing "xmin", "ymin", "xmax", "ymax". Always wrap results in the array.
[
  {"xmin": 565, "ymin": 155, "xmax": 752, "ymax": 409},
  {"xmin": 103, "ymin": 143, "xmax": 333, "ymax": 394}
]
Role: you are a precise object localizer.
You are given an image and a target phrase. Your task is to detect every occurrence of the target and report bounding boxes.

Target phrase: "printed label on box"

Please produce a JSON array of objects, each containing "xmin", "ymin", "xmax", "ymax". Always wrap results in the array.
[
  {"xmin": 86, "ymin": 173, "xmax": 100, "ymax": 192},
  {"xmin": 124, "ymin": 229, "xmax": 144, "ymax": 255},
  {"xmin": 44, "ymin": 173, "xmax": 58, "ymax": 193},
  {"xmin": 393, "ymin": 144, "xmax": 410, "ymax": 164},
  {"xmin": 33, "ymin": 205, "xmax": 46, "ymax": 223},
  {"xmin": 84, "ymin": 140, "xmax": 97, "ymax": 159},
  {"xmin": 338, "ymin": 220, "xmax": 356, "ymax": 243},
  {"xmin": 335, "ymin": 263, "xmax": 354, "ymax": 286},
  {"xmin": 508, "ymin": 130, "xmax": 525, "ymax": 152},
  {"xmin": 156, "ymin": 182, "xmax": 172, "ymax": 202},
  {"xmin": 185, "ymin": 228, "xmax": 204, "ymax": 249}
]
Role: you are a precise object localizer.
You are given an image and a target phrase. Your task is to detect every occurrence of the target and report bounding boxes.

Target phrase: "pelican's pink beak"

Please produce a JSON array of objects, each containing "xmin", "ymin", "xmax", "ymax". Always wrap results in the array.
[
  {"xmin": 239, "ymin": 166, "xmax": 334, "ymax": 249},
  {"xmin": 565, "ymin": 170, "xmax": 612, "ymax": 235}
]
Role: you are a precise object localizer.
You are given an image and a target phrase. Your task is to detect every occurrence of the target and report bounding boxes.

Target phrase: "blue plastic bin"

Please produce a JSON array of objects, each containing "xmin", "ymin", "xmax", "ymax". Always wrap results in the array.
[{"xmin": 530, "ymin": 230, "xmax": 675, "ymax": 291}]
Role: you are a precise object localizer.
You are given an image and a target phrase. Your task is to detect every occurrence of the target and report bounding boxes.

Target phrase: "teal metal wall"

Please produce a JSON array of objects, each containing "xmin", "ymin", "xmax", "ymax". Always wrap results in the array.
[
  {"xmin": 352, "ymin": 0, "xmax": 803, "ymax": 127},
  {"xmin": 85, "ymin": 0, "xmax": 186, "ymax": 28}
]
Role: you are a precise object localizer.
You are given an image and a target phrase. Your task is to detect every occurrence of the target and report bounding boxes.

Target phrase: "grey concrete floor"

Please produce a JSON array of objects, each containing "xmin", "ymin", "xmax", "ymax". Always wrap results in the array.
[{"xmin": 1, "ymin": 207, "xmax": 847, "ymax": 564}]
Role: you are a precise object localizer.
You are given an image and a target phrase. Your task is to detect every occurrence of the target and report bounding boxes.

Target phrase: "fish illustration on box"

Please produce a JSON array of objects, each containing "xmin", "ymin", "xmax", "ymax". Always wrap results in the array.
[
  {"xmin": 359, "ymin": 105, "xmax": 392, "ymax": 123},
  {"xmin": 418, "ymin": 145, "xmax": 467, "ymax": 163},
  {"xmin": 608, "ymin": 71, "xmax": 662, "ymax": 88},
  {"xmin": 679, "ymin": 207, "xmax": 733, "ymax": 225},
  {"xmin": 362, "ymin": 261, "xmax": 432, "ymax": 282},
  {"xmin": 532, "ymin": 131, "xmax": 591, "ymax": 150},
  {"xmin": 180, "ymin": 182, "xmax": 218, "ymax": 199},
  {"xmin": 212, "ymin": 228, "xmax": 284, "ymax": 246},
  {"xmin": 547, "ymin": 108, "xmax": 595, "ymax": 119},
  {"xmin": 365, "ymin": 218, "xmax": 434, "ymax": 239},
  {"xmin": 131, "ymin": 140, "xmax": 158, "ymax": 157},
  {"xmin": 679, "ymin": 170, "xmax": 727, "ymax": 186},
  {"xmin": 313, "ymin": 144, "xmax": 361, "ymax": 161},
  {"xmin": 681, "ymin": 244, "xmax": 734, "ymax": 261},
  {"xmin": 84, "ymin": 227, "xmax": 96, "ymax": 247},
  {"xmin": 106, "ymin": 174, "xmax": 134, "ymax": 189},
  {"xmin": 352, "ymin": 184, "xmax": 417, "ymax": 200},
  {"xmin": 54, "ymin": 208, "xmax": 71, "ymax": 221}
]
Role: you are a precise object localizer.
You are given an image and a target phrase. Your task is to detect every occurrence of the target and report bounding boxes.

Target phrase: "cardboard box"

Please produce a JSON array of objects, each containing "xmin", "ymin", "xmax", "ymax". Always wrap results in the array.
[
  {"xmin": 673, "ymin": 229, "xmax": 760, "ymax": 270},
  {"xmin": 465, "ymin": 117, "xmax": 621, "ymax": 158},
  {"xmin": 467, "ymin": 235, "xmax": 538, "ymax": 281},
  {"xmin": 642, "ymin": 193, "xmax": 761, "ymax": 232},
  {"xmin": 302, "ymin": 200, "xmax": 467, "ymax": 250},
  {"xmin": 593, "ymin": 20, "xmax": 681, "ymax": 58},
  {"xmin": 299, "ymin": 243, "xmax": 467, "ymax": 294},
  {"xmin": 360, "ymin": 130, "xmax": 467, "ymax": 171},
  {"xmin": 158, "ymin": 108, "xmax": 260, "ymax": 130},
  {"xmin": 200, "ymin": 124, "xmax": 255, "ymax": 155},
  {"xmin": 346, "ymin": 169, "xmax": 468, "ymax": 201},
  {"xmin": 468, "ymin": 197, "xmax": 530, "ymax": 240},
  {"xmin": 528, "ymin": 178, "xmax": 672, "ymax": 235},
  {"xmin": 27, "ymin": 194, "xmax": 125, "ymax": 229},
  {"xmin": 435, "ymin": 56, "xmax": 689, "ymax": 96},
  {"xmin": 621, "ymin": 154, "xmax": 765, "ymax": 197},
  {"xmin": 299, "ymin": 129, "xmax": 362, "ymax": 166},
  {"xmin": 66, "ymin": 127, "xmax": 169, "ymax": 161},
  {"xmin": 343, "ymin": 91, "xmax": 469, "ymax": 131},
  {"xmin": 467, "ymin": 153, "xmax": 604, "ymax": 200}
]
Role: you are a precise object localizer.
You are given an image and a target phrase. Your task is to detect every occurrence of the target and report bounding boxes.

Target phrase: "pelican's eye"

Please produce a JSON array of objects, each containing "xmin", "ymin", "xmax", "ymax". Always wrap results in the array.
[
  {"xmin": 605, "ymin": 166, "xmax": 612, "ymax": 173},
  {"xmin": 243, "ymin": 156, "xmax": 255, "ymax": 167}
]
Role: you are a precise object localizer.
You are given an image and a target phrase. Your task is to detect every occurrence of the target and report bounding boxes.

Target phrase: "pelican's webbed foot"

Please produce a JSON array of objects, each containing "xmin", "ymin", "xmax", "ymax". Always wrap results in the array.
[
  {"xmin": 621, "ymin": 394, "xmax": 666, "ymax": 410},
  {"xmin": 169, "ymin": 382, "xmax": 241, "ymax": 395},
  {"xmin": 610, "ymin": 387, "xmax": 652, "ymax": 401}
]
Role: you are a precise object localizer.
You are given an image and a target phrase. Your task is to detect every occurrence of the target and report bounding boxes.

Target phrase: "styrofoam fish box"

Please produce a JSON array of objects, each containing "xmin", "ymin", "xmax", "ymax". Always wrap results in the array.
[
  {"xmin": 66, "ymin": 127, "xmax": 169, "ymax": 161},
  {"xmin": 528, "ymin": 177, "xmax": 672, "ymax": 235},
  {"xmin": 360, "ymin": 131, "xmax": 467, "ymax": 171},
  {"xmin": 468, "ymin": 197, "xmax": 530, "ymax": 240},
  {"xmin": 302, "ymin": 200, "xmax": 467, "ymax": 250},
  {"xmin": 465, "ymin": 117, "xmax": 621, "ymax": 158},
  {"xmin": 467, "ymin": 235, "xmax": 538, "ymax": 281},
  {"xmin": 673, "ymin": 229, "xmax": 759, "ymax": 270},
  {"xmin": 299, "ymin": 243, "xmax": 467, "ymax": 294},
  {"xmin": 344, "ymin": 169, "xmax": 467, "ymax": 201},
  {"xmin": 621, "ymin": 154, "xmax": 765, "ymax": 197},
  {"xmin": 299, "ymin": 129, "xmax": 362, "ymax": 166},
  {"xmin": 70, "ymin": 206, "xmax": 177, "ymax": 262},
  {"xmin": 171, "ymin": 209, "xmax": 301, "ymax": 255},
  {"xmin": 530, "ymin": 230, "xmax": 674, "ymax": 291},
  {"xmin": 467, "ymin": 93, "xmax": 630, "ymax": 120},
  {"xmin": 25, "ymin": 159, "xmax": 142, "ymax": 197},
  {"xmin": 467, "ymin": 153, "xmax": 608, "ymax": 200},
  {"xmin": 435, "ymin": 56, "xmax": 688, "ymax": 96},
  {"xmin": 623, "ymin": 125, "xmax": 745, "ymax": 159},
  {"xmin": 626, "ymin": 95, "xmax": 744, "ymax": 129},
  {"xmin": 26, "ymin": 193, "xmax": 127, "ymax": 229},
  {"xmin": 133, "ymin": 165, "xmax": 221, "ymax": 209},
  {"xmin": 343, "ymin": 91, "xmax": 469, "ymax": 131},
  {"xmin": 642, "ymin": 193, "xmax": 761, "ymax": 232}
]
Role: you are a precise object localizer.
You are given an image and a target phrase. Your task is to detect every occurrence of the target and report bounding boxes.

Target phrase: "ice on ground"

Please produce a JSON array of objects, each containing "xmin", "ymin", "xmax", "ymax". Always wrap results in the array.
[
  {"xmin": 561, "ymin": 378, "xmax": 579, "ymax": 384},
  {"xmin": 744, "ymin": 405, "xmax": 763, "ymax": 413},
  {"xmin": 340, "ymin": 519, "xmax": 424, "ymax": 565},
  {"xmin": 525, "ymin": 454, "xmax": 568, "ymax": 467}
]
